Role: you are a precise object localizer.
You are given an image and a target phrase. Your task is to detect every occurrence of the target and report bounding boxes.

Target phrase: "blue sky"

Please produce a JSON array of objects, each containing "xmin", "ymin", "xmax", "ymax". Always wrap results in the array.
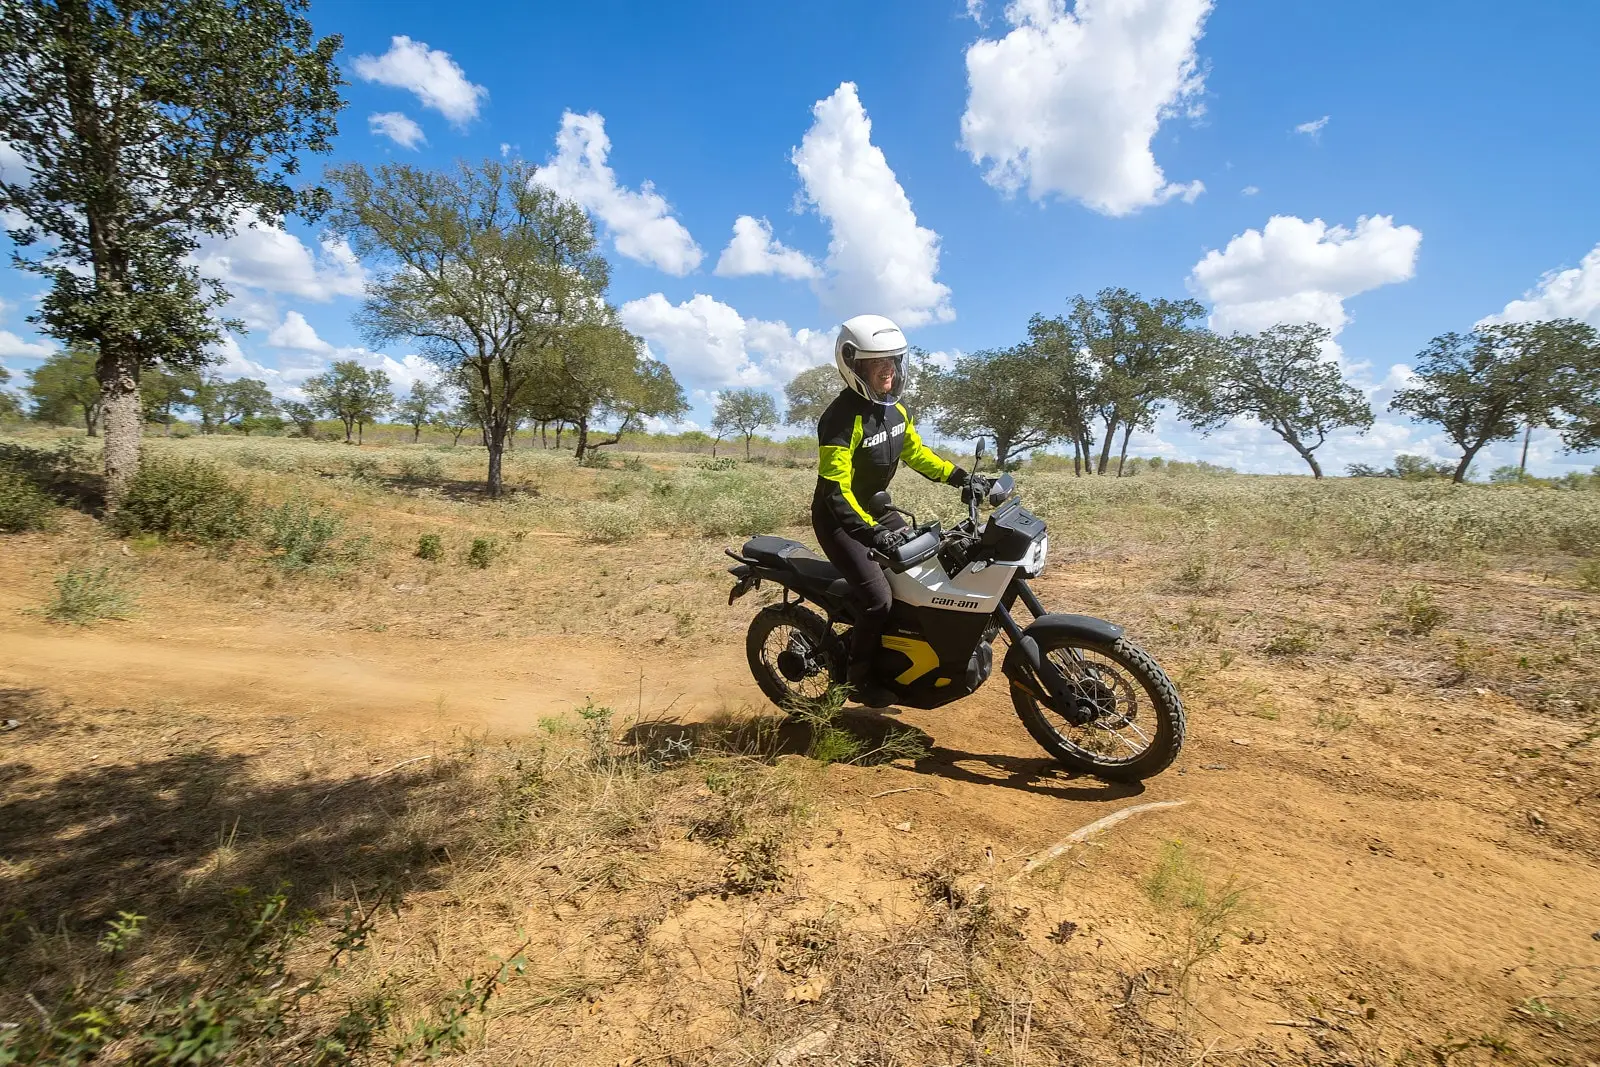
[{"xmin": 3, "ymin": 0, "xmax": 1599, "ymax": 475}]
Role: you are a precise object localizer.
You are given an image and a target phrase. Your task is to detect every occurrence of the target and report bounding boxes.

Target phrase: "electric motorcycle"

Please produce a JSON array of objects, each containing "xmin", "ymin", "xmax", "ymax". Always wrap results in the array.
[{"xmin": 725, "ymin": 468, "xmax": 1185, "ymax": 782}]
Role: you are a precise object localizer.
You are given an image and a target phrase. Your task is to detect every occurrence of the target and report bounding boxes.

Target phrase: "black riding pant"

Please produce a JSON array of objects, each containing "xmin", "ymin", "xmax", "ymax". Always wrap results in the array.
[{"xmin": 811, "ymin": 504, "xmax": 905, "ymax": 676}]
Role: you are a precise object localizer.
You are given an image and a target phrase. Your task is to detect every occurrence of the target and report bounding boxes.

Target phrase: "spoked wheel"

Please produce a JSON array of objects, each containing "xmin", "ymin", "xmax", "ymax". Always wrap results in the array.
[
  {"xmin": 746, "ymin": 604, "xmax": 842, "ymax": 712},
  {"xmin": 1011, "ymin": 635, "xmax": 1185, "ymax": 781}
]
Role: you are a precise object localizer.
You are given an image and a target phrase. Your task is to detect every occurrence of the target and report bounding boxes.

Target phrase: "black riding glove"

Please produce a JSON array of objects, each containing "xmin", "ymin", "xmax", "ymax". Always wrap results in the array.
[
  {"xmin": 948, "ymin": 466, "xmax": 970, "ymax": 488},
  {"xmin": 870, "ymin": 525, "xmax": 910, "ymax": 554},
  {"xmin": 960, "ymin": 472, "xmax": 994, "ymax": 504}
]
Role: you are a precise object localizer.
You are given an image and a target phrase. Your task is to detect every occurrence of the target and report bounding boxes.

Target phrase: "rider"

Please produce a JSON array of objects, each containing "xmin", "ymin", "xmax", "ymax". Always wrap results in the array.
[{"xmin": 813, "ymin": 314, "xmax": 988, "ymax": 708}]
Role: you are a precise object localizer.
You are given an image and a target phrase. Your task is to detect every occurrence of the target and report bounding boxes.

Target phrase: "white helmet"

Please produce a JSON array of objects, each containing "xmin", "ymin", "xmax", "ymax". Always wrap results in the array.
[{"xmin": 834, "ymin": 313, "xmax": 908, "ymax": 406}]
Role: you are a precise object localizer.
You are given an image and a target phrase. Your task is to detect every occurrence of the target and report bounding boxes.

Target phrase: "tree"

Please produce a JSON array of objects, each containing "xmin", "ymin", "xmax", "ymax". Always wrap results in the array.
[
  {"xmin": 437, "ymin": 396, "xmax": 475, "ymax": 447},
  {"xmin": 329, "ymin": 160, "xmax": 609, "ymax": 496},
  {"xmin": 1024, "ymin": 314, "xmax": 1100, "ymax": 475},
  {"xmin": 26, "ymin": 346, "xmax": 100, "ymax": 432},
  {"xmin": 1179, "ymin": 323, "xmax": 1372, "ymax": 479},
  {"xmin": 712, "ymin": 388, "xmax": 780, "ymax": 460},
  {"xmin": 784, "ymin": 365, "xmax": 839, "ymax": 427},
  {"xmin": 535, "ymin": 310, "xmax": 687, "ymax": 460},
  {"xmin": 1548, "ymin": 323, "xmax": 1600, "ymax": 455},
  {"xmin": 214, "ymin": 378, "xmax": 276, "ymax": 434},
  {"xmin": 282, "ymin": 400, "xmax": 318, "ymax": 437},
  {"xmin": 923, "ymin": 347, "xmax": 1057, "ymax": 469},
  {"xmin": 139, "ymin": 365, "xmax": 188, "ymax": 435},
  {"xmin": 0, "ymin": 0, "xmax": 344, "ymax": 504},
  {"xmin": 1391, "ymin": 320, "xmax": 1590, "ymax": 484},
  {"xmin": 304, "ymin": 360, "xmax": 392, "ymax": 443},
  {"xmin": 0, "ymin": 363, "xmax": 19, "ymax": 419},
  {"xmin": 398, "ymin": 380, "xmax": 446, "ymax": 443}
]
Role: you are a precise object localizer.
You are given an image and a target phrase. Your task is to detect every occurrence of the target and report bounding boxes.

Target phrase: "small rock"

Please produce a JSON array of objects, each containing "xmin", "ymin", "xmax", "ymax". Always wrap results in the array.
[
  {"xmin": 1230, "ymin": 738, "xmax": 1251, "ymax": 746},
  {"xmin": 1047, "ymin": 920, "xmax": 1078, "ymax": 944},
  {"xmin": 0, "ymin": 719, "xmax": 19, "ymax": 732},
  {"xmin": 893, "ymin": 820, "xmax": 913, "ymax": 832},
  {"xmin": 1526, "ymin": 810, "xmax": 1546, "ymax": 831},
  {"xmin": 1201, "ymin": 763, "xmax": 1228, "ymax": 771}
]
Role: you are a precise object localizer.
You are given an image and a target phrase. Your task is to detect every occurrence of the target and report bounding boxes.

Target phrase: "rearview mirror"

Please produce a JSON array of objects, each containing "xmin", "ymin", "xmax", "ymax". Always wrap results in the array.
[
  {"xmin": 868, "ymin": 490, "xmax": 892, "ymax": 512},
  {"xmin": 973, "ymin": 437, "xmax": 986, "ymax": 471}
]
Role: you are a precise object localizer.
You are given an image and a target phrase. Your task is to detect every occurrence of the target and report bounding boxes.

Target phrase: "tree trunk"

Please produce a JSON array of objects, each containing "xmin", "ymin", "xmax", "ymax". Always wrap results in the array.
[
  {"xmin": 451, "ymin": 426, "xmax": 465, "ymax": 446},
  {"xmin": 555, "ymin": 421, "xmax": 564, "ymax": 449},
  {"xmin": 1519, "ymin": 422, "xmax": 1532, "ymax": 475},
  {"xmin": 1071, "ymin": 438, "xmax": 1082, "ymax": 477},
  {"xmin": 1096, "ymin": 417, "xmax": 1117, "ymax": 475},
  {"xmin": 97, "ymin": 344, "xmax": 141, "ymax": 503},
  {"xmin": 574, "ymin": 416, "xmax": 591, "ymax": 461},
  {"xmin": 1452, "ymin": 446, "xmax": 1480, "ymax": 485},
  {"xmin": 1115, "ymin": 423, "xmax": 1134, "ymax": 477},
  {"xmin": 1077, "ymin": 430, "xmax": 1094, "ymax": 475},
  {"xmin": 413, "ymin": 423, "xmax": 422, "ymax": 443},
  {"xmin": 357, "ymin": 420, "xmax": 365, "ymax": 444},
  {"xmin": 540, "ymin": 421, "xmax": 548, "ymax": 449},
  {"xmin": 1293, "ymin": 445, "xmax": 1324, "ymax": 479},
  {"xmin": 342, "ymin": 417, "xmax": 354, "ymax": 443},
  {"xmin": 486, "ymin": 432, "xmax": 505, "ymax": 496},
  {"xmin": 744, "ymin": 433, "xmax": 753, "ymax": 459},
  {"xmin": 83, "ymin": 404, "xmax": 99, "ymax": 437}
]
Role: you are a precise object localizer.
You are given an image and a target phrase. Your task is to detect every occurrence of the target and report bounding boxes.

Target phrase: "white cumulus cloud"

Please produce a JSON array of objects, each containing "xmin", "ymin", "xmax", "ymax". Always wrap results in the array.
[
  {"xmin": 1189, "ymin": 214, "xmax": 1422, "ymax": 338},
  {"xmin": 533, "ymin": 111, "xmax": 702, "ymax": 276},
  {"xmin": 353, "ymin": 36, "xmax": 487, "ymax": 127},
  {"xmin": 619, "ymin": 292, "xmax": 831, "ymax": 389},
  {"xmin": 193, "ymin": 214, "xmax": 367, "ymax": 303},
  {"xmin": 793, "ymin": 82, "xmax": 953, "ymax": 326},
  {"xmin": 1490, "ymin": 241, "xmax": 1600, "ymax": 327},
  {"xmin": 266, "ymin": 310, "xmax": 334, "ymax": 354},
  {"xmin": 368, "ymin": 111, "xmax": 426, "ymax": 149},
  {"xmin": 714, "ymin": 216, "xmax": 819, "ymax": 279},
  {"xmin": 961, "ymin": 0, "xmax": 1211, "ymax": 215},
  {"xmin": 0, "ymin": 330, "xmax": 53, "ymax": 360},
  {"xmin": 1295, "ymin": 115, "xmax": 1330, "ymax": 138}
]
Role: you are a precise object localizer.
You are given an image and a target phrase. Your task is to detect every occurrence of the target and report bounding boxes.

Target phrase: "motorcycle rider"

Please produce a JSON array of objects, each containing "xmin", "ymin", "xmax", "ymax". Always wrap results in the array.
[{"xmin": 813, "ymin": 314, "xmax": 988, "ymax": 708}]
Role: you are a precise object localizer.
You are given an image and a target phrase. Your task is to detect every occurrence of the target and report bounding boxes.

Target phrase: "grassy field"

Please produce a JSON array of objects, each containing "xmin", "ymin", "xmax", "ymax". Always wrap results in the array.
[{"xmin": 1, "ymin": 428, "xmax": 1597, "ymax": 1065}]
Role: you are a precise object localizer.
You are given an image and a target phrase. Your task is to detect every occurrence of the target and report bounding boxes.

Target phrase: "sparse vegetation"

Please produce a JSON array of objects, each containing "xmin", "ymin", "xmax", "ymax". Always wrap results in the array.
[
  {"xmin": 110, "ymin": 455, "xmax": 256, "ymax": 545},
  {"xmin": 43, "ymin": 564, "xmax": 134, "ymax": 625},
  {"xmin": 0, "ymin": 466, "xmax": 55, "ymax": 532},
  {"xmin": 262, "ymin": 498, "xmax": 362, "ymax": 572},
  {"xmin": 465, "ymin": 536, "xmax": 500, "ymax": 569},
  {"xmin": 416, "ymin": 533, "xmax": 444, "ymax": 561}
]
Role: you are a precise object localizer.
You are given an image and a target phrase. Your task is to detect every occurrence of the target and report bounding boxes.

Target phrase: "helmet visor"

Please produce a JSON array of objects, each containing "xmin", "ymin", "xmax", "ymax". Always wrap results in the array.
[{"xmin": 851, "ymin": 350, "xmax": 905, "ymax": 402}]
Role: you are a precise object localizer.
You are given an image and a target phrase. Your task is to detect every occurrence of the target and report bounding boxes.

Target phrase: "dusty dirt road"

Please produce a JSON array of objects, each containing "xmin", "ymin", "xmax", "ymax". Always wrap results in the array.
[{"xmin": 2, "ymin": 521, "xmax": 1597, "ymax": 1064}]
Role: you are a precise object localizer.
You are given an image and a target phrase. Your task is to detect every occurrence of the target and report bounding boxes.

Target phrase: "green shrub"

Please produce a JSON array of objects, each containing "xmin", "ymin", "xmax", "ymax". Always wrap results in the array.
[
  {"xmin": 111, "ymin": 455, "xmax": 255, "ymax": 544},
  {"xmin": 579, "ymin": 501, "xmax": 644, "ymax": 543},
  {"xmin": 1400, "ymin": 585, "xmax": 1448, "ymax": 635},
  {"xmin": 0, "ymin": 468, "xmax": 55, "ymax": 532},
  {"xmin": 45, "ymin": 565, "xmax": 133, "ymax": 625},
  {"xmin": 398, "ymin": 454, "xmax": 443, "ymax": 483},
  {"xmin": 262, "ymin": 498, "xmax": 361, "ymax": 571},
  {"xmin": 467, "ymin": 536, "xmax": 500, "ymax": 568},
  {"xmin": 579, "ymin": 450, "xmax": 614, "ymax": 469},
  {"xmin": 417, "ymin": 533, "xmax": 444, "ymax": 560},
  {"xmin": 694, "ymin": 456, "xmax": 738, "ymax": 472}
]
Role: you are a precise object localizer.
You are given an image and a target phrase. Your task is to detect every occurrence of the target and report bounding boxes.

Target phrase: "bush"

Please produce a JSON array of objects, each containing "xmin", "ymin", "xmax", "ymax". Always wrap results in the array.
[
  {"xmin": 0, "ymin": 467, "xmax": 55, "ymax": 532},
  {"xmin": 466, "ymin": 536, "xmax": 500, "ymax": 568},
  {"xmin": 695, "ymin": 457, "xmax": 738, "ymax": 472},
  {"xmin": 398, "ymin": 454, "xmax": 443, "ymax": 483},
  {"xmin": 111, "ymin": 456, "xmax": 256, "ymax": 544},
  {"xmin": 579, "ymin": 502, "xmax": 644, "ymax": 543},
  {"xmin": 417, "ymin": 533, "xmax": 444, "ymax": 560},
  {"xmin": 44, "ymin": 565, "xmax": 133, "ymax": 625},
  {"xmin": 262, "ymin": 498, "xmax": 362, "ymax": 571}
]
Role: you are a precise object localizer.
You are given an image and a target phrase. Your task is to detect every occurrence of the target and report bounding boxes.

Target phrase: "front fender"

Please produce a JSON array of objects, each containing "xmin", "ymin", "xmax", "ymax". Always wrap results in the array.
[{"xmin": 1001, "ymin": 614, "xmax": 1125, "ymax": 710}]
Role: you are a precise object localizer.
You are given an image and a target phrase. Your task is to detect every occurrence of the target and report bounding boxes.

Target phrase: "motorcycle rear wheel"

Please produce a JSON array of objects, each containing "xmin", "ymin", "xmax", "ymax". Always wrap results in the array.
[
  {"xmin": 746, "ymin": 603, "xmax": 842, "ymax": 713},
  {"xmin": 1011, "ymin": 634, "xmax": 1184, "ymax": 782}
]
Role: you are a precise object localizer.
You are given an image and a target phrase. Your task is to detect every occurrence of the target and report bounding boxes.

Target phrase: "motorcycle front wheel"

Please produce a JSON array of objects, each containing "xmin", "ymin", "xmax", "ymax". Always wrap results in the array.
[
  {"xmin": 1011, "ymin": 634, "xmax": 1185, "ymax": 782},
  {"xmin": 745, "ymin": 603, "xmax": 842, "ymax": 713}
]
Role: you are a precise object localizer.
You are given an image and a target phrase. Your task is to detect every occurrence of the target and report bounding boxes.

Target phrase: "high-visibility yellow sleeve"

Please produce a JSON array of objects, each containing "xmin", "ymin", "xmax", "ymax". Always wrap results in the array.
[
  {"xmin": 897, "ymin": 403, "xmax": 954, "ymax": 483},
  {"xmin": 817, "ymin": 415, "xmax": 877, "ymax": 531}
]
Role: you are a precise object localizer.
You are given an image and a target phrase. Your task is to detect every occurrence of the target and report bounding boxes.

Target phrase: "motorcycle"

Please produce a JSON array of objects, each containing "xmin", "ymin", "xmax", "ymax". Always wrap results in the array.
[{"xmin": 724, "ymin": 449, "xmax": 1185, "ymax": 782}]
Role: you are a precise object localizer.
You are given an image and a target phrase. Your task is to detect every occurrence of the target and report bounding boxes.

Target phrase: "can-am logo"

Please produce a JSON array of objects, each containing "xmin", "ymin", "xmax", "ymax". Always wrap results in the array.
[
  {"xmin": 931, "ymin": 596, "xmax": 980, "ymax": 609},
  {"xmin": 862, "ymin": 423, "xmax": 905, "ymax": 448}
]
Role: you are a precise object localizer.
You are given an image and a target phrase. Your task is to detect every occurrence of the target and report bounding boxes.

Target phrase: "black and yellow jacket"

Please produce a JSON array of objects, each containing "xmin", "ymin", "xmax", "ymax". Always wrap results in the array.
[{"xmin": 812, "ymin": 388, "xmax": 955, "ymax": 539}]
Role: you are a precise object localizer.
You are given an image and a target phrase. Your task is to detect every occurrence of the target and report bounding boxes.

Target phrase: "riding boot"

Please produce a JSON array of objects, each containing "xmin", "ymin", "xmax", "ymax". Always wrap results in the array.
[{"xmin": 846, "ymin": 662, "xmax": 898, "ymax": 710}]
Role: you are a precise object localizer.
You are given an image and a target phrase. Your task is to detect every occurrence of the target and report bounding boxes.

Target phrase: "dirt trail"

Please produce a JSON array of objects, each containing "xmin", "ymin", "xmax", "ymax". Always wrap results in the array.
[{"xmin": 4, "ymin": 524, "xmax": 1597, "ymax": 1061}]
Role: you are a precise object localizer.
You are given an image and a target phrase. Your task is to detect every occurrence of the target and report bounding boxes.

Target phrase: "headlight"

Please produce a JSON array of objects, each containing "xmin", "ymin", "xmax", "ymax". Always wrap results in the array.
[{"xmin": 1025, "ymin": 534, "xmax": 1048, "ymax": 576}]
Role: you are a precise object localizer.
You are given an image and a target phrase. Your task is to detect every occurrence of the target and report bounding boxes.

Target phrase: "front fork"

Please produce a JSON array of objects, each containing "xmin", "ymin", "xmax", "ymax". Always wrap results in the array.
[{"xmin": 996, "ymin": 580, "xmax": 1094, "ymax": 724}]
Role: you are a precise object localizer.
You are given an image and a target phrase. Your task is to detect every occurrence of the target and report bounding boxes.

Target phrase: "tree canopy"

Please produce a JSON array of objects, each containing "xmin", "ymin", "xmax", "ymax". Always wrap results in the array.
[
  {"xmin": 1180, "ymin": 323, "xmax": 1372, "ymax": 479},
  {"xmin": 712, "ymin": 388, "xmax": 780, "ymax": 459},
  {"xmin": 783, "ymin": 365, "xmax": 839, "ymax": 427},
  {"xmin": 922, "ymin": 347, "xmax": 1058, "ymax": 469},
  {"xmin": 329, "ymin": 159, "xmax": 610, "ymax": 494},
  {"xmin": 26, "ymin": 346, "xmax": 100, "ymax": 433},
  {"xmin": 304, "ymin": 360, "xmax": 392, "ymax": 444},
  {"xmin": 0, "ymin": 0, "xmax": 344, "ymax": 502}
]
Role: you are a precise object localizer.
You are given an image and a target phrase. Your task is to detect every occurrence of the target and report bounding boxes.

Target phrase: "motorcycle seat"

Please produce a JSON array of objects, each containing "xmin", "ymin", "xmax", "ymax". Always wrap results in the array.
[{"xmin": 741, "ymin": 535, "xmax": 842, "ymax": 584}]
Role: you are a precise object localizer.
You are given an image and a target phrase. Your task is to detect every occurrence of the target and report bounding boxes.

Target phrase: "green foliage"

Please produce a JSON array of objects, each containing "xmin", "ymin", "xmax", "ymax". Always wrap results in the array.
[
  {"xmin": 44, "ymin": 565, "xmax": 133, "ymax": 625},
  {"xmin": 262, "ymin": 498, "xmax": 360, "ymax": 571},
  {"xmin": 1391, "ymin": 320, "xmax": 1600, "ymax": 483},
  {"xmin": 1262, "ymin": 624, "xmax": 1319, "ymax": 656},
  {"xmin": 416, "ymin": 533, "xmax": 444, "ymax": 561},
  {"xmin": 711, "ymin": 387, "xmax": 781, "ymax": 460},
  {"xmin": 1179, "ymin": 323, "xmax": 1372, "ymax": 478},
  {"xmin": 783, "ymin": 364, "xmax": 839, "ymax": 427},
  {"xmin": 1399, "ymin": 585, "xmax": 1449, "ymax": 635},
  {"xmin": 466, "ymin": 536, "xmax": 500, "ymax": 569},
  {"xmin": 398, "ymin": 380, "xmax": 447, "ymax": 441},
  {"xmin": 304, "ymin": 361, "xmax": 393, "ymax": 444},
  {"xmin": 397, "ymin": 452, "xmax": 442, "ymax": 482},
  {"xmin": 1575, "ymin": 560, "xmax": 1600, "ymax": 593},
  {"xmin": 111, "ymin": 455, "xmax": 256, "ymax": 544},
  {"xmin": 1142, "ymin": 839, "xmax": 1251, "ymax": 981},
  {"xmin": 925, "ymin": 345, "xmax": 1060, "ymax": 468},
  {"xmin": 24, "ymin": 347, "xmax": 100, "ymax": 432},
  {"xmin": 695, "ymin": 456, "xmax": 738, "ymax": 471},
  {"xmin": 579, "ymin": 501, "xmax": 644, "ymax": 543},
  {"xmin": 0, "ymin": 466, "xmax": 56, "ymax": 532}
]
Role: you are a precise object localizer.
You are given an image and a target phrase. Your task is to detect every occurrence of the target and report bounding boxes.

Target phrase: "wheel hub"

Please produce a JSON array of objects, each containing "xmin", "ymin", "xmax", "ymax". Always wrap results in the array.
[{"xmin": 777, "ymin": 636, "xmax": 818, "ymax": 681}]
